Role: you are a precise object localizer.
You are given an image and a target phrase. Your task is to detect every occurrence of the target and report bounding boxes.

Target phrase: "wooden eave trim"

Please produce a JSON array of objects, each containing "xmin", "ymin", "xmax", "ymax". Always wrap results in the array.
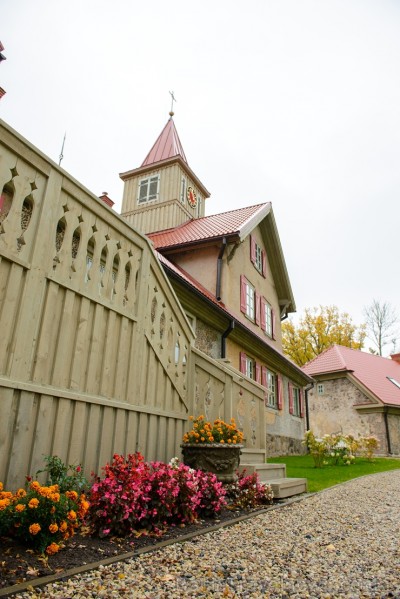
[
  {"xmin": 157, "ymin": 235, "xmax": 238, "ymax": 255},
  {"xmin": 308, "ymin": 370, "xmax": 350, "ymax": 381},
  {"xmin": 259, "ymin": 211, "xmax": 296, "ymax": 313},
  {"xmin": 119, "ymin": 156, "xmax": 210, "ymax": 198},
  {"xmin": 347, "ymin": 372, "xmax": 384, "ymax": 407}
]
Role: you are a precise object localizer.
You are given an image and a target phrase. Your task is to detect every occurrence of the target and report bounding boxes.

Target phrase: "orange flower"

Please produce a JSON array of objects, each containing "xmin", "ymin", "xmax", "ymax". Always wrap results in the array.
[
  {"xmin": 16, "ymin": 488, "xmax": 26, "ymax": 498},
  {"xmin": 49, "ymin": 523, "xmax": 58, "ymax": 533},
  {"xmin": 0, "ymin": 482, "xmax": 3, "ymax": 492},
  {"xmin": 29, "ymin": 523, "xmax": 41, "ymax": 535},
  {"xmin": 51, "ymin": 493, "xmax": 60, "ymax": 503},
  {"xmin": 66, "ymin": 490, "xmax": 78, "ymax": 501},
  {"xmin": 28, "ymin": 498, "xmax": 39, "ymax": 509},
  {"xmin": 30, "ymin": 481, "xmax": 41, "ymax": 491},
  {"xmin": 59, "ymin": 521, "xmax": 68, "ymax": 533},
  {"xmin": 15, "ymin": 503, "xmax": 25, "ymax": 512},
  {"xmin": 0, "ymin": 499, "xmax": 10, "ymax": 510},
  {"xmin": 46, "ymin": 543, "xmax": 60, "ymax": 555},
  {"xmin": 67, "ymin": 510, "xmax": 77, "ymax": 521}
]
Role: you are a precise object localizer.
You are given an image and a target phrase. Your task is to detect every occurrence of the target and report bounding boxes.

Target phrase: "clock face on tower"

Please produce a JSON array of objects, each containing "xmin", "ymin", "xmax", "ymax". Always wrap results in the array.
[{"xmin": 187, "ymin": 186, "xmax": 197, "ymax": 208}]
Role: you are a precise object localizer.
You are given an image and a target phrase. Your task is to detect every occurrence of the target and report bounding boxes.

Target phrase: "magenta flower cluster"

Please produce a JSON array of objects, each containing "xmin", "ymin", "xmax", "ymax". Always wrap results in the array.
[{"xmin": 89, "ymin": 453, "xmax": 226, "ymax": 537}]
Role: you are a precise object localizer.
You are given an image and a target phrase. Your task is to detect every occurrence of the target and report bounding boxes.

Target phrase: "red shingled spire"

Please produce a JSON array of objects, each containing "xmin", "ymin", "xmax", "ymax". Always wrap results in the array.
[{"xmin": 141, "ymin": 117, "xmax": 188, "ymax": 167}]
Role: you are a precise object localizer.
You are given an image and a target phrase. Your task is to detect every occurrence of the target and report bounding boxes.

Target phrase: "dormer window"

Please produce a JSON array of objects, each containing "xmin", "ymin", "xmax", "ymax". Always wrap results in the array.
[
  {"xmin": 250, "ymin": 235, "xmax": 266, "ymax": 277},
  {"xmin": 138, "ymin": 175, "xmax": 159, "ymax": 203}
]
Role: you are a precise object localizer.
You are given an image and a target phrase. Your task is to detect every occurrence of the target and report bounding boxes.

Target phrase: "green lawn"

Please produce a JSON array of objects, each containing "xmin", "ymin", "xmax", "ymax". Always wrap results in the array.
[{"xmin": 269, "ymin": 454, "xmax": 400, "ymax": 492}]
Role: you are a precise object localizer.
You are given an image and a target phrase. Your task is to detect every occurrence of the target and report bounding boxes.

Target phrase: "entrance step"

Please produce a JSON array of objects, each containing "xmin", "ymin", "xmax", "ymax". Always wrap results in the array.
[
  {"xmin": 240, "ymin": 449, "xmax": 267, "ymax": 464},
  {"xmin": 238, "ymin": 462, "xmax": 286, "ymax": 483},
  {"xmin": 267, "ymin": 477, "xmax": 308, "ymax": 499}
]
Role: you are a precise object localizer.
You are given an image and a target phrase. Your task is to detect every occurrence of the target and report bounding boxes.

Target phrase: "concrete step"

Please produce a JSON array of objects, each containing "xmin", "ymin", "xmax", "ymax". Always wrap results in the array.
[
  {"xmin": 240, "ymin": 448, "xmax": 267, "ymax": 464},
  {"xmin": 238, "ymin": 462, "xmax": 286, "ymax": 483},
  {"xmin": 267, "ymin": 477, "xmax": 308, "ymax": 499}
]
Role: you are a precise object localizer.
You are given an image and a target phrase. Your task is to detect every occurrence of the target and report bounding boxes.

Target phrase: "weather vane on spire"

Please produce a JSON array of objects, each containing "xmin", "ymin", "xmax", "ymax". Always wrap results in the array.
[{"xmin": 169, "ymin": 91, "xmax": 176, "ymax": 117}]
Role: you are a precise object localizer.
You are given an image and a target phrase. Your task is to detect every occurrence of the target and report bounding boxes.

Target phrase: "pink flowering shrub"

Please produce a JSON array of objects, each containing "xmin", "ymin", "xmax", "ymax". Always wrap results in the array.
[
  {"xmin": 89, "ymin": 453, "xmax": 226, "ymax": 537},
  {"xmin": 225, "ymin": 470, "xmax": 274, "ymax": 509}
]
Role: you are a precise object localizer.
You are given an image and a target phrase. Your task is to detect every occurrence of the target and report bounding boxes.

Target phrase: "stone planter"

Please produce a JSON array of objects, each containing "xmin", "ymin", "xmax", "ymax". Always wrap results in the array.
[{"xmin": 181, "ymin": 443, "xmax": 243, "ymax": 483}]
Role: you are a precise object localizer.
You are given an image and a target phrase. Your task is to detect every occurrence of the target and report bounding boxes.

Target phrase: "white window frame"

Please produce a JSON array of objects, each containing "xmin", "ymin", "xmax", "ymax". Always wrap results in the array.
[
  {"xmin": 264, "ymin": 301, "xmax": 273, "ymax": 337},
  {"xmin": 255, "ymin": 243, "xmax": 263, "ymax": 273},
  {"xmin": 266, "ymin": 370, "xmax": 276, "ymax": 408},
  {"xmin": 138, "ymin": 175, "xmax": 160, "ymax": 204},
  {"xmin": 292, "ymin": 387, "xmax": 301, "ymax": 416},
  {"xmin": 245, "ymin": 281, "xmax": 255, "ymax": 320},
  {"xmin": 317, "ymin": 383, "xmax": 324, "ymax": 395},
  {"xmin": 245, "ymin": 356, "xmax": 254, "ymax": 379}
]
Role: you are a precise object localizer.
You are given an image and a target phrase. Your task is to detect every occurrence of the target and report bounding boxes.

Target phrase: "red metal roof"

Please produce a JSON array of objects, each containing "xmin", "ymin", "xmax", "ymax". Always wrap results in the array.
[
  {"xmin": 148, "ymin": 203, "xmax": 270, "ymax": 249},
  {"xmin": 142, "ymin": 117, "xmax": 187, "ymax": 167},
  {"xmin": 303, "ymin": 345, "xmax": 400, "ymax": 406}
]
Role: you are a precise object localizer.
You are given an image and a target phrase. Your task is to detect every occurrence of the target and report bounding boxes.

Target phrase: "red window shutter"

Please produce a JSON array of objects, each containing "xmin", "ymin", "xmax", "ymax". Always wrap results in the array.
[
  {"xmin": 260, "ymin": 297, "xmax": 266, "ymax": 331},
  {"xmin": 240, "ymin": 352, "xmax": 246, "ymax": 374},
  {"xmin": 299, "ymin": 389, "xmax": 305, "ymax": 418},
  {"xmin": 255, "ymin": 292, "xmax": 260, "ymax": 326},
  {"xmin": 277, "ymin": 374, "xmax": 283, "ymax": 410},
  {"xmin": 240, "ymin": 275, "xmax": 247, "ymax": 313},
  {"xmin": 288, "ymin": 382, "xmax": 294, "ymax": 414},
  {"xmin": 250, "ymin": 235, "xmax": 256, "ymax": 264},
  {"xmin": 262, "ymin": 250, "xmax": 267, "ymax": 278},
  {"xmin": 261, "ymin": 366, "xmax": 267, "ymax": 387},
  {"xmin": 255, "ymin": 362, "xmax": 261, "ymax": 384},
  {"xmin": 271, "ymin": 309, "xmax": 276, "ymax": 340}
]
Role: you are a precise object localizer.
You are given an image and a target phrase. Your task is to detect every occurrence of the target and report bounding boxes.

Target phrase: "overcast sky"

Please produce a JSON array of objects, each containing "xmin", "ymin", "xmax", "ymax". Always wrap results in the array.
[{"xmin": 2, "ymin": 0, "xmax": 399, "ymax": 351}]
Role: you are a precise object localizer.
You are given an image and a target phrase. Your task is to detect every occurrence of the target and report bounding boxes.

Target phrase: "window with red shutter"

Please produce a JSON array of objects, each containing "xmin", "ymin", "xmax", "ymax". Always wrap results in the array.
[
  {"xmin": 277, "ymin": 374, "xmax": 283, "ymax": 410},
  {"xmin": 288, "ymin": 383, "xmax": 294, "ymax": 414},
  {"xmin": 240, "ymin": 275, "xmax": 247, "ymax": 313},
  {"xmin": 271, "ymin": 309, "xmax": 276, "ymax": 340},
  {"xmin": 255, "ymin": 362, "xmax": 261, "ymax": 384},
  {"xmin": 260, "ymin": 297, "xmax": 266, "ymax": 331},
  {"xmin": 250, "ymin": 235, "xmax": 256, "ymax": 264},
  {"xmin": 240, "ymin": 352, "xmax": 247, "ymax": 374},
  {"xmin": 262, "ymin": 250, "xmax": 267, "ymax": 278},
  {"xmin": 255, "ymin": 292, "xmax": 260, "ymax": 326}
]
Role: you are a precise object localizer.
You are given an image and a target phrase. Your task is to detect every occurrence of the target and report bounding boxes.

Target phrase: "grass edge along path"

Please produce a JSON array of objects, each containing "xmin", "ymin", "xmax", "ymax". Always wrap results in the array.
[{"xmin": 269, "ymin": 454, "xmax": 400, "ymax": 492}]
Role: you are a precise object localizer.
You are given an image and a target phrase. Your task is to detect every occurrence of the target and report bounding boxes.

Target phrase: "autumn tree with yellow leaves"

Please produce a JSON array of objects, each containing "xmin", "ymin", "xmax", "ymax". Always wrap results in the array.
[{"xmin": 282, "ymin": 305, "xmax": 366, "ymax": 367}]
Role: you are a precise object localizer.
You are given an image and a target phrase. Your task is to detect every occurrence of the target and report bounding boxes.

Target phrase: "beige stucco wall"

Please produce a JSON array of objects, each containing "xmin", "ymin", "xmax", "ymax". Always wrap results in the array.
[
  {"xmin": 224, "ymin": 229, "xmax": 283, "ymax": 349},
  {"xmin": 308, "ymin": 377, "xmax": 389, "ymax": 453},
  {"xmin": 172, "ymin": 245, "xmax": 220, "ymax": 295}
]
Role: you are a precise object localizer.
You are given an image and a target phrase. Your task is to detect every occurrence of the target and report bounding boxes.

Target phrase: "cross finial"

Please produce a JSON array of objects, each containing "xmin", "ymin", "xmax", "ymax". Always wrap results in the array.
[{"xmin": 169, "ymin": 91, "xmax": 176, "ymax": 117}]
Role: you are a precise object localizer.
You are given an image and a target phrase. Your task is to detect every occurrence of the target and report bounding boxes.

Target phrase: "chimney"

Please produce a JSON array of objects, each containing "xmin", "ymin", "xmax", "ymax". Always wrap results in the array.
[
  {"xmin": 99, "ymin": 192, "xmax": 114, "ymax": 208},
  {"xmin": 390, "ymin": 353, "xmax": 400, "ymax": 365}
]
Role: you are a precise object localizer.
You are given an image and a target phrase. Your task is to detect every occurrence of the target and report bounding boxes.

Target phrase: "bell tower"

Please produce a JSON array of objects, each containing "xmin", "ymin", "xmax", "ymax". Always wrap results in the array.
[{"xmin": 120, "ymin": 112, "xmax": 210, "ymax": 235}]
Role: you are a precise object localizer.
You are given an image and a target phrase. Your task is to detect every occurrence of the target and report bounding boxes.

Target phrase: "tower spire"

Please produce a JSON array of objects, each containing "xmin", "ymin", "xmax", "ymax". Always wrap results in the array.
[{"xmin": 169, "ymin": 90, "xmax": 176, "ymax": 117}]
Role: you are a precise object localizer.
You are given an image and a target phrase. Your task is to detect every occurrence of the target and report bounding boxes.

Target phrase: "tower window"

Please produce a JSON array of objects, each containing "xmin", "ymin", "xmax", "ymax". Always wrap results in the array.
[
  {"xmin": 180, "ymin": 177, "xmax": 186, "ymax": 204},
  {"xmin": 138, "ymin": 175, "xmax": 160, "ymax": 203}
]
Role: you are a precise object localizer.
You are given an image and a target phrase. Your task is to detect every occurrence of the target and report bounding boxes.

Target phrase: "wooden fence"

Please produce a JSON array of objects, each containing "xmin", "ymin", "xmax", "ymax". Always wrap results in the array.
[{"xmin": 0, "ymin": 120, "xmax": 266, "ymax": 489}]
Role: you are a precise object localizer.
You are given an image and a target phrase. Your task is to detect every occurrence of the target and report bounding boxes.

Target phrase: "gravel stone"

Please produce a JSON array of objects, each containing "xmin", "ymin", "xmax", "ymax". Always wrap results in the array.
[{"xmin": 14, "ymin": 470, "xmax": 400, "ymax": 598}]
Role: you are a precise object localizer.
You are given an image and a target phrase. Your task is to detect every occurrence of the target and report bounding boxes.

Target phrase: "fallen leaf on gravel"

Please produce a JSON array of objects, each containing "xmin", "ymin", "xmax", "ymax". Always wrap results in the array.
[
  {"xmin": 26, "ymin": 566, "xmax": 40, "ymax": 576},
  {"xmin": 326, "ymin": 544, "xmax": 336, "ymax": 551}
]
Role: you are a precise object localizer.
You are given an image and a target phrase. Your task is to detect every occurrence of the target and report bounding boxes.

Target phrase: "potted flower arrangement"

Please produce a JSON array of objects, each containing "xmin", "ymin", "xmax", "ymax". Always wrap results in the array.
[{"xmin": 181, "ymin": 415, "xmax": 244, "ymax": 483}]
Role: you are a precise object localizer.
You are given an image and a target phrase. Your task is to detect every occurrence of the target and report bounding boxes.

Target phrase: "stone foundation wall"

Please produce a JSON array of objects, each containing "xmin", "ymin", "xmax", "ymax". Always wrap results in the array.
[
  {"xmin": 194, "ymin": 318, "xmax": 221, "ymax": 359},
  {"xmin": 266, "ymin": 434, "xmax": 307, "ymax": 457}
]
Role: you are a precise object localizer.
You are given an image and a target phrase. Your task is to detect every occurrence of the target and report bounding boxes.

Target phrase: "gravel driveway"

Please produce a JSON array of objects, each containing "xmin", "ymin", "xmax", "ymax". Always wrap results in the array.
[{"xmin": 14, "ymin": 470, "xmax": 400, "ymax": 598}]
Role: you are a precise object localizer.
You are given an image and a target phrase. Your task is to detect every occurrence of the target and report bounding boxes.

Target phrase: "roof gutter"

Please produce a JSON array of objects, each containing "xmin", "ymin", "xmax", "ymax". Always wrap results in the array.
[
  {"xmin": 221, "ymin": 320, "xmax": 235, "ymax": 359},
  {"xmin": 216, "ymin": 237, "xmax": 227, "ymax": 302},
  {"xmin": 304, "ymin": 382, "xmax": 314, "ymax": 431},
  {"xmin": 384, "ymin": 406, "xmax": 392, "ymax": 455}
]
